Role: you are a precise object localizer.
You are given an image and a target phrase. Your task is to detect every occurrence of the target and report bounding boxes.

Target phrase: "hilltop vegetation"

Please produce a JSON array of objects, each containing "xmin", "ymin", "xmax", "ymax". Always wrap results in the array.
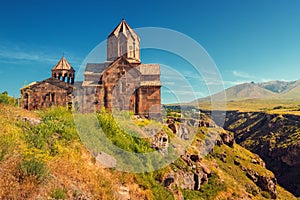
[
  {"xmin": 0, "ymin": 91, "xmax": 16, "ymax": 105},
  {"xmin": 0, "ymin": 102, "xmax": 297, "ymax": 199}
]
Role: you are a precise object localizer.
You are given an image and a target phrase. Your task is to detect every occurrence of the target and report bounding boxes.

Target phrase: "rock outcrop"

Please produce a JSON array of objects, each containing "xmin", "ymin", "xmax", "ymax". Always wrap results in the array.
[
  {"xmin": 151, "ymin": 131, "xmax": 169, "ymax": 153},
  {"xmin": 22, "ymin": 116, "xmax": 42, "ymax": 125},
  {"xmin": 219, "ymin": 111, "xmax": 300, "ymax": 196},
  {"xmin": 245, "ymin": 169, "xmax": 277, "ymax": 199},
  {"xmin": 164, "ymin": 152, "xmax": 212, "ymax": 191}
]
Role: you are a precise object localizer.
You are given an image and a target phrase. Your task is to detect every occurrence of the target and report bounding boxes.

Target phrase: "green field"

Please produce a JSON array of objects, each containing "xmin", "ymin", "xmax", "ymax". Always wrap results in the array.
[{"xmin": 194, "ymin": 98, "xmax": 300, "ymax": 115}]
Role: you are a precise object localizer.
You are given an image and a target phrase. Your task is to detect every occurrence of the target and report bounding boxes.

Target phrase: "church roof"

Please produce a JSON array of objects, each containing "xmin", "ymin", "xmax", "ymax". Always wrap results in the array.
[
  {"xmin": 108, "ymin": 19, "xmax": 139, "ymax": 40},
  {"xmin": 138, "ymin": 64, "xmax": 160, "ymax": 75},
  {"xmin": 42, "ymin": 77, "xmax": 74, "ymax": 89},
  {"xmin": 21, "ymin": 77, "xmax": 73, "ymax": 91},
  {"xmin": 52, "ymin": 56, "xmax": 75, "ymax": 71},
  {"xmin": 85, "ymin": 63, "xmax": 106, "ymax": 73}
]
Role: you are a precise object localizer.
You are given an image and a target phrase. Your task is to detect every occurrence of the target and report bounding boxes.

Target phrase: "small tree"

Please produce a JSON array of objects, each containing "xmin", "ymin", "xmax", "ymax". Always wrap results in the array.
[{"xmin": 0, "ymin": 91, "xmax": 16, "ymax": 105}]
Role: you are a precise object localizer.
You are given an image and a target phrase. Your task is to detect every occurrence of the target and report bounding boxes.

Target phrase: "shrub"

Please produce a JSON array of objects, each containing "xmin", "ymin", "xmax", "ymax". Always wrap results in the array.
[
  {"xmin": 51, "ymin": 187, "xmax": 67, "ymax": 200},
  {"xmin": 0, "ymin": 91, "xmax": 15, "ymax": 105},
  {"xmin": 18, "ymin": 155, "xmax": 49, "ymax": 184},
  {"xmin": 95, "ymin": 110, "xmax": 153, "ymax": 153},
  {"xmin": 0, "ymin": 132, "xmax": 17, "ymax": 161},
  {"xmin": 39, "ymin": 107, "xmax": 79, "ymax": 142},
  {"xmin": 21, "ymin": 107, "xmax": 79, "ymax": 156}
]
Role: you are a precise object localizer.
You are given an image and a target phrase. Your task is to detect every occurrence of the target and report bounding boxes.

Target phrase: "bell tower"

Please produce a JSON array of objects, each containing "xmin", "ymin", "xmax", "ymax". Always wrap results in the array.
[
  {"xmin": 107, "ymin": 19, "xmax": 140, "ymax": 63},
  {"xmin": 51, "ymin": 56, "xmax": 75, "ymax": 84}
]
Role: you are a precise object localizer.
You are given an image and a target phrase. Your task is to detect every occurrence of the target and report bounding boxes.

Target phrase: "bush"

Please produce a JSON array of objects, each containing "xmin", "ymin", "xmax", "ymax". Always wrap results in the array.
[
  {"xmin": 18, "ymin": 155, "xmax": 49, "ymax": 184},
  {"xmin": 51, "ymin": 187, "xmax": 67, "ymax": 200},
  {"xmin": 0, "ymin": 132, "xmax": 17, "ymax": 161},
  {"xmin": 0, "ymin": 91, "xmax": 15, "ymax": 105},
  {"xmin": 21, "ymin": 107, "xmax": 79, "ymax": 155},
  {"xmin": 96, "ymin": 110, "xmax": 152, "ymax": 153}
]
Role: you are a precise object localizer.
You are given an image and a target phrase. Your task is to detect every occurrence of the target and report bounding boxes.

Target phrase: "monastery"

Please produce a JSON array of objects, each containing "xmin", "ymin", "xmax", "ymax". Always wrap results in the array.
[{"xmin": 21, "ymin": 19, "xmax": 161, "ymax": 118}]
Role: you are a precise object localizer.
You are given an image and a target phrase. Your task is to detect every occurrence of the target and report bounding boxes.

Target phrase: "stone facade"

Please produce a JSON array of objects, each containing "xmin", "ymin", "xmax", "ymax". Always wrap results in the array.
[
  {"xmin": 74, "ymin": 19, "xmax": 161, "ymax": 118},
  {"xmin": 20, "ymin": 57, "xmax": 75, "ymax": 110},
  {"xmin": 21, "ymin": 19, "xmax": 161, "ymax": 118}
]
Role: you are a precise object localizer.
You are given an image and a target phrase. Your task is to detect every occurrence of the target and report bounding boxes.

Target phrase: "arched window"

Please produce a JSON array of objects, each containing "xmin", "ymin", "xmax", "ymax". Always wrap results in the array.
[{"xmin": 62, "ymin": 74, "xmax": 67, "ymax": 82}]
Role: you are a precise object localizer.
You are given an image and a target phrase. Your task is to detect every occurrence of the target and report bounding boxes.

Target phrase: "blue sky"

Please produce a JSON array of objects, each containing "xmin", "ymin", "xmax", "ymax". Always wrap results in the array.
[{"xmin": 1, "ymin": 0, "xmax": 300, "ymax": 103}]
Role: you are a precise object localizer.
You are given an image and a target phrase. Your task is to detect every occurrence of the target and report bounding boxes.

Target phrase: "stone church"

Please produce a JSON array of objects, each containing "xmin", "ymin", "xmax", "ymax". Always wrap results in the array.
[
  {"xmin": 74, "ymin": 19, "xmax": 161, "ymax": 118},
  {"xmin": 20, "ymin": 56, "xmax": 75, "ymax": 110},
  {"xmin": 21, "ymin": 19, "xmax": 162, "ymax": 118}
]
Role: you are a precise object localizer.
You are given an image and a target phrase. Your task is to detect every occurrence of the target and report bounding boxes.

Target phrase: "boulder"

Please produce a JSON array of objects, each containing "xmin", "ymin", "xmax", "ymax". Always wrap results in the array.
[
  {"xmin": 116, "ymin": 185, "xmax": 130, "ymax": 200},
  {"xmin": 22, "ymin": 116, "xmax": 42, "ymax": 125},
  {"xmin": 220, "ymin": 132, "xmax": 235, "ymax": 147},
  {"xmin": 179, "ymin": 172, "xmax": 194, "ymax": 190}
]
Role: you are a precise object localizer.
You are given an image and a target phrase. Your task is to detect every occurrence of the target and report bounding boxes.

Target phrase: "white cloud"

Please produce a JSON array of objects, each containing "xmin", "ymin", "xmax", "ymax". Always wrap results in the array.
[
  {"xmin": 223, "ymin": 80, "xmax": 245, "ymax": 86},
  {"xmin": 0, "ymin": 42, "xmax": 82, "ymax": 67},
  {"xmin": 232, "ymin": 70, "xmax": 255, "ymax": 79},
  {"xmin": 0, "ymin": 46, "xmax": 55, "ymax": 64}
]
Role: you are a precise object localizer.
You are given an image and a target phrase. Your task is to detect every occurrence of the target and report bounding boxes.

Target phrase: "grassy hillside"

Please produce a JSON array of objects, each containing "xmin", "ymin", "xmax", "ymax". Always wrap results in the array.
[
  {"xmin": 0, "ymin": 103, "xmax": 297, "ymax": 199},
  {"xmin": 0, "ymin": 104, "xmax": 153, "ymax": 199},
  {"xmin": 194, "ymin": 98, "xmax": 300, "ymax": 115}
]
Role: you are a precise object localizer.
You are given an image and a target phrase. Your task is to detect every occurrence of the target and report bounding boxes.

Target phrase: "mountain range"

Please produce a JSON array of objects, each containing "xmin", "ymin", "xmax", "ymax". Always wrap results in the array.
[{"xmin": 196, "ymin": 80, "xmax": 300, "ymax": 102}]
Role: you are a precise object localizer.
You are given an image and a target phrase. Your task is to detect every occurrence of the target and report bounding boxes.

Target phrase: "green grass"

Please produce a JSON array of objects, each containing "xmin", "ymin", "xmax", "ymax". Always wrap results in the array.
[
  {"xmin": 0, "ymin": 104, "xmax": 298, "ymax": 199},
  {"xmin": 195, "ymin": 98, "xmax": 300, "ymax": 115},
  {"xmin": 136, "ymin": 171, "xmax": 174, "ymax": 200},
  {"xmin": 51, "ymin": 187, "xmax": 67, "ymax": 200},
  {"xmin": 182, "ymin": 174, "xmax": 227, "ymax": 200},
  {"xmin": 17, "ymin": 155, "xmax": 49, "ymax": 184}
]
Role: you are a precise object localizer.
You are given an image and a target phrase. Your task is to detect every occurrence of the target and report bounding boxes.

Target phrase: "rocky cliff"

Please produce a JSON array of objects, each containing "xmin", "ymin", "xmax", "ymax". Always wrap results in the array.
[
  {"xmin": 0, "ymin": 104, "xmax": 297, "ymax": 199},
  {"xmin": 159, "ymin": 115, "xmax": 294, "ymax": 199},
  {"xmin": 220, "ymin": 111, "xmax": 300, "ymax": 197}
]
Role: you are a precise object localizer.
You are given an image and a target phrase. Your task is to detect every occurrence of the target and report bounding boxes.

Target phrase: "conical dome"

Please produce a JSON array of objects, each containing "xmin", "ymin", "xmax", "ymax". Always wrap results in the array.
[
  {"xmin": 107, "ymin": 19, "xmax": 140, "ymax": 63},
  {"xmin": 52, "ymin": 56, "xmax": 74, "ymax": 70},
  {"xmin": 51, "ymin": 56, "xmax": 75, "ymax": 84}
]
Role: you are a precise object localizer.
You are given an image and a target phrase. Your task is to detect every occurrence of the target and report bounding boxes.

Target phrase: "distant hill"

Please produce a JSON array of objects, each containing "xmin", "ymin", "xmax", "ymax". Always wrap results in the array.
[
  {"xmin": 195, "ymin": 80, "xmax": 300, "ymax": 102},
  {"xmin": 278, "ymin": 80, "xmax": 300, "ymax": 98}
]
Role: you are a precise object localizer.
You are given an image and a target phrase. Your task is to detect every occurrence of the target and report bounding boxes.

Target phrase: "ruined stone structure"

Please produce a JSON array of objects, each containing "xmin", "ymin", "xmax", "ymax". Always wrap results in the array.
[
  {"xmin": 20, "ymin": 57, "xmax": 74, "ymax": 110},
  {"xmin": 74, "ymin": 19, "xmax": 161, "ymax": 118}
]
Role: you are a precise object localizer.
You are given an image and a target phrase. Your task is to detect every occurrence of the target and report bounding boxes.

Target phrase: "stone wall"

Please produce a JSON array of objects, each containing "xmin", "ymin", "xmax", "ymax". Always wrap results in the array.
[
  {"xmin": 21, "ymin": 83, "xmax": 72, "ymax": 110},
  {"xmin": 137, "ymin": 86, "xmax": 161, "ymax": 118}
]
